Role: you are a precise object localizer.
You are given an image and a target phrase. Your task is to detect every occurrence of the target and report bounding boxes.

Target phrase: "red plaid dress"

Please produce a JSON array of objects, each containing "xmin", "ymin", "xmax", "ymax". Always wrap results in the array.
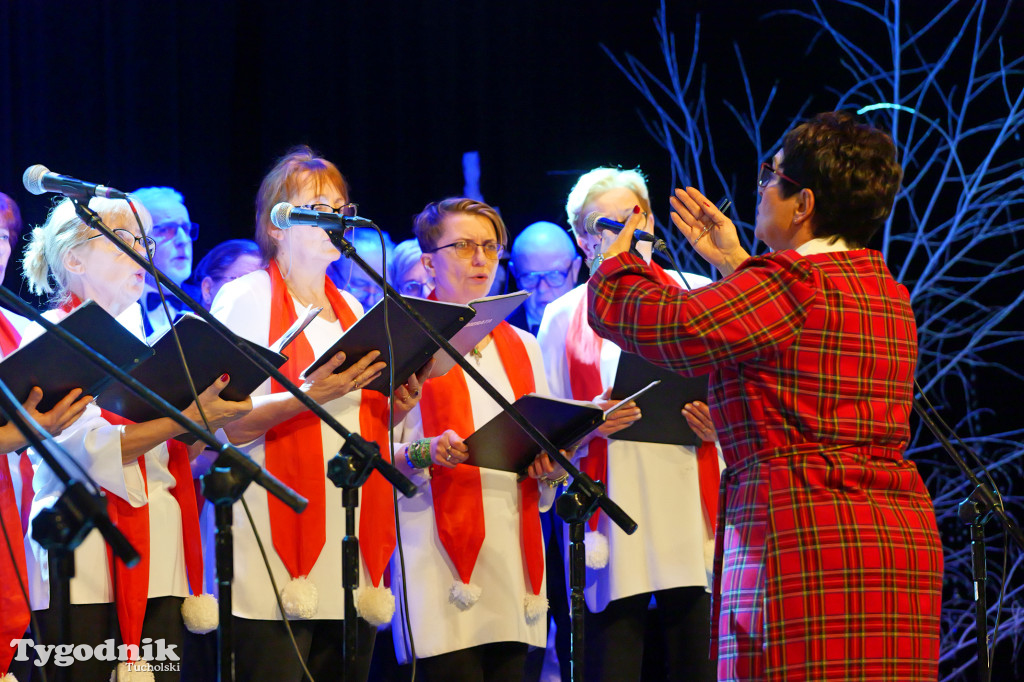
[{"xmin": 588, "ymin": 248, "xmax": 943, "ymax": 682}]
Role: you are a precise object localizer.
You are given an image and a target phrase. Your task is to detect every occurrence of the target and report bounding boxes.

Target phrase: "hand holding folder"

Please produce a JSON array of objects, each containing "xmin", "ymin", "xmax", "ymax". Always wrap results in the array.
[{"xmin": 461, "ymin": 381, "xmax": 659, "ymax": 475}]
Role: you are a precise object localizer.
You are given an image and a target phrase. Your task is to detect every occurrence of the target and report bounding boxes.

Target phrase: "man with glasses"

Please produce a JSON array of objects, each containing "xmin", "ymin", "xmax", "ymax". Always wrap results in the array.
[
  {"xmin": 130, "ymin": 186, "xmax": 199, "ymax": 337},
  {"xmin": 328, "ymin": 226, "xmax": 395, "ymax": 310},
  {"xmin": 507, "ymin": 221, "xmax": 581, "ymax": 335}
]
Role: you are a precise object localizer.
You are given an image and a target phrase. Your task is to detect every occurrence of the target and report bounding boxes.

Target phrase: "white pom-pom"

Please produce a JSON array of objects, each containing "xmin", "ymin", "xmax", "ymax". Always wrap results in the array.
[
  {"xmin": 110, "ymin": 661, "xmax": 155, "ymax": 681},
  {"xmin": 523, "ymin": 592, "xmax": 548, "ymax": 624},
  {"xmin": 584, "ymin": 530, "xmax": 609, "ymax": 569},
  {"xmin": 2, "ymin": 673, "xmax": 20, "ymax": 682},
  {"xmin": 280, "ymin": 576, "xmax": 319, "ymax": 619},
  {"xmin": 182, "ymin": 593, "xmax": 219, "ymax": 634},
  {"xmin": 355, "ymin": 584, "xmax": 395, "ymax": 626},
  {"xmin": 448, "ymin": 580, "xmax": 482, "ymax": 610}
]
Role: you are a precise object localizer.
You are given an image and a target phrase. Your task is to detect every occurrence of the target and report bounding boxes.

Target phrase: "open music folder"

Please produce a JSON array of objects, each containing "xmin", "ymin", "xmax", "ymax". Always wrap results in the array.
[
  {"xmin": 95, "ymin": 312, "xmax": 304, "ymax": 437},
  {"xmin": 0, "ymin": 301, "xmax": 152, "ymax": 423},
  {"xmin": 611, "ymin": 351, "xmax": 709, "ymax": 446},
  {"xmin": 302, "ymin": 291, "xmax": 529, "ymax": 394},
  {"xmin": 462, "ymin": 381, "xmax": 659, "ymax": 475}
]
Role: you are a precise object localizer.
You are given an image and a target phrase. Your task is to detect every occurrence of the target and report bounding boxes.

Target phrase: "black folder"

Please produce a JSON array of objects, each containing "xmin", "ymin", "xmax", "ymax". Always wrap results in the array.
[
  {"xmin": 302, "ymin": 296, "xmax": 478, "ymax": 395},
  {"xmin": 610, "ymin": 351, "xmax": 709, "ymax": 446},
  {"xmin": 461, "ymin": 382, "xmax": 658, "ymax": 475},
  {"xmin": 462, "ymin": 394, "xmax": 606, "ymax": 474},
  {"xmin": 0, "ymin": 301, "xmax": 152, "ymax": 424},
  {"xmin": 96, "ymin": 314, "xmax": 287, "ymax": 434}
]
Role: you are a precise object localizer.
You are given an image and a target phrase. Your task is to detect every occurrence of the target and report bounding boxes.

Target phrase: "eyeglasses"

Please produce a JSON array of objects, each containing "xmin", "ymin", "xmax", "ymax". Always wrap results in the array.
[
  {"xmin": 87, "ymin": 228, "xmax": 157, "ymax": 256},
  {"xmin": 515, "ymin": 267, "xmax": 572, "ymax": 290},
  {"xmin": 150, "ymin": 221, "xmax": 200, "ymax": 243},
  {"xmin": 301, "ymin": 202, "xmax": 359, "ymax": 217},
  {"xmin": 397, "ymin": 279, "xmax": 432, "ymax": 297},
  {"xmin": 427, "ymin": 239, "xmax": 504, "ymax": 261},
  {"xmin": 757, "ymin": 162, "xmax": 802, "ymax": 193}
]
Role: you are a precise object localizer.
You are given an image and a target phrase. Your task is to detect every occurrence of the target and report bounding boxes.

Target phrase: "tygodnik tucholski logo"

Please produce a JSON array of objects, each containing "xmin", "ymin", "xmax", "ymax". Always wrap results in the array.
[{"xmin": 10, "ymin": 637, "xmax": 181, "ymax": 671}]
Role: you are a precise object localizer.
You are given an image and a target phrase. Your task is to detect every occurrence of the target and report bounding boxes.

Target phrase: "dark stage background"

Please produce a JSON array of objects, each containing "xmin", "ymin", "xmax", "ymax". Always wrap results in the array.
[{"xmin": 2, "ymin": 1, "xmax": 1023, "ymax": 679}]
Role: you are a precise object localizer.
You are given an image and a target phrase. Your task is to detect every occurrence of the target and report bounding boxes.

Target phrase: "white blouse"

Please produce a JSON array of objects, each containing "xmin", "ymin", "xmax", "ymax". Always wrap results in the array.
[
  {"xmin": 24, "ymin": 303, "xmax": 189, "ymax": 609},
  {"xmin": 537, "ymin": 281, "xmax": 720, "ymax": 613},
  {"xmin": 390, "ymin": 325, "xmax": 554, "ymax": 662},
  {"xmin": 208, "ymin": 269, "xmax": 372, "ymax": 620}
]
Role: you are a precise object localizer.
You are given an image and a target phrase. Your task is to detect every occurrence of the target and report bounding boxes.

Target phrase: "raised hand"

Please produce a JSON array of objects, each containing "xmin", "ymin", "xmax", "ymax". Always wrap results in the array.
[{"xmin": 669, "ymin": 187, "xmax": 749, "ymax": 276}]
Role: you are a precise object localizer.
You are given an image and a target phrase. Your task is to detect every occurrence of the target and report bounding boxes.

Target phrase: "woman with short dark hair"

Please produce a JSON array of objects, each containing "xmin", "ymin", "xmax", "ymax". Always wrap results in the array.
[{"xmin": 588, "ymin": 111, "xmax": 943, "ymax": 681}]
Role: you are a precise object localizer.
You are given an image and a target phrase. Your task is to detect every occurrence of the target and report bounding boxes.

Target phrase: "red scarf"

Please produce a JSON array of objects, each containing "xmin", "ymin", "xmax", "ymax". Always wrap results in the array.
[
  {"xmin": 419, "ymin": 321, "xmax": 544, "ymax": 596},
  {"xmin": 264, "ymin": 261, "xmax": 395, "ymax": 588},
  {"xmin": 566, "ymin": 266, "xmax": 720, "ymax": 535},
  {"xmin": 0, "ymin": 455, "xmax": 29, "ymax": 675},
  {"xmin": 0, "ymin": 311, "xmax": 29, "ymax": 674},
  {"xmin": 0, "ymin": 311, "xmax": 33, "ymax": 534}
]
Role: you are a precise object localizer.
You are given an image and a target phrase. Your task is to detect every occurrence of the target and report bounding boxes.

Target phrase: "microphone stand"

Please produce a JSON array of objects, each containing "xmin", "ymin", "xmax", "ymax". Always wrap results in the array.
[
  {"xmin": 0, "ymin": 282, "xmax": 306, "ymax": 682},
  {"xmin": 0, "ymin": 377, "xmax": 139, "ymax": 682},
  {"xmin": 913, "ymin": 397, "xmax": 1024, "ymax": 682},
  {"xmin": 327, "ymin": 226, "xmax": 639, "ymax": 682},
  {"xmin": 67, "ymin": 199, "xmax": 415, "ymax": 682}
]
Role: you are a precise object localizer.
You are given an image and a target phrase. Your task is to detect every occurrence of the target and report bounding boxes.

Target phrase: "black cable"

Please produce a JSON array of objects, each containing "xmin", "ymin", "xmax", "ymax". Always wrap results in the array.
[{"xmin": 241, "ymin": 497, "xmax": 316, "ymax": 682}]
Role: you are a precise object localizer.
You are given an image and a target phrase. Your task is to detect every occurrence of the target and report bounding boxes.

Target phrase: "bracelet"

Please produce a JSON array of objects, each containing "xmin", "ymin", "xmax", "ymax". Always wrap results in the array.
[
  {"xmin": 406, "ymin": 438, "xmax": 433, "ymax": 469},
  {"xmin": 541, "ymin": 472, "xmax": 569, "ymax": 489}
]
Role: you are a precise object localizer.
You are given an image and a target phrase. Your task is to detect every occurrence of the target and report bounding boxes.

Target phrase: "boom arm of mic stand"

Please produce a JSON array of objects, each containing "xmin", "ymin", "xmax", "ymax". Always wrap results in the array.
[
  {"xmin": 0, "ymin": 378, "xmax": 139, "ymax": 566},
  {"xmin": 70, "ymin": 199, "xmax": 415, "ymax": 499},
  {"xmin": 0, "ymin": 286, "xmax": 306, "ymax": 513},
  {"xmin": 330, "ymin": 232, "xmax": 638, "ymax": 535},
  {"xmin": 913, "ymin": 397, "xmax": 1024, "ymax": 551}
]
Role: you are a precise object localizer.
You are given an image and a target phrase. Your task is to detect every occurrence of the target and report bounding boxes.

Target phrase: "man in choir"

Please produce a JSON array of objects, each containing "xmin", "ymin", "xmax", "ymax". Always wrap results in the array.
[
  {"xmin": 507, "ymin": 221, "xmax": 581, "ymax": 335},
  {"xmin": 328, "ymin": 226, "xmax": 395, "ymax": 309},
  {"xmin": 130, "ymin": 186, "xmax": 198, "ymax": 336}
]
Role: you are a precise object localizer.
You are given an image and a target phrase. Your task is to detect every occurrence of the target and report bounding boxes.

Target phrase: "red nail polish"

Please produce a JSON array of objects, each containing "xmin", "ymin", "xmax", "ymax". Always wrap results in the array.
[
  {"xmin": 633, "ymin": 205, "xmax": 642, "ymax": 214},
  {"xmin": 220, "ymin": 373, "xmax": 229, "ymax": 382}
]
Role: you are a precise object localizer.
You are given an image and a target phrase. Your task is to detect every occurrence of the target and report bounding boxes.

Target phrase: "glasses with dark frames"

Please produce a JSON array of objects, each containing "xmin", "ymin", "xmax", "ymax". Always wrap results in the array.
[
  {"xmin": 427, "ymin": 239, "xmax": 504, "ymax": 261},
  {"xmin": 757, "ymin": 162, "xmax": 802, "ymax": 193},
  {"xmin": 150, "ymin": 221, "xmax": 200, "ymax": 242},
  {"xmin": 301, "ymin": 202, "xmax": 360, "ymax": 217},
  {"xmin": 87, "ymin": 228, "xmax": 157, "ymax": 256}
]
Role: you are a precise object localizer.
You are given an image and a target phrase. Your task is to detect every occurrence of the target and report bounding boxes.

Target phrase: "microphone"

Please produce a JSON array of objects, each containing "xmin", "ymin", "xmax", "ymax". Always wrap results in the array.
[
  {"xmin": 270, "ymin": 202, "xmax": 376, "ymax": 230},
  {"xmin": 22, "ymin": 165, "xmax": 127, "ymax": 200},
  {"xmin": 583, "ymin": 211, "xmax": 667, "ymax": 252}
]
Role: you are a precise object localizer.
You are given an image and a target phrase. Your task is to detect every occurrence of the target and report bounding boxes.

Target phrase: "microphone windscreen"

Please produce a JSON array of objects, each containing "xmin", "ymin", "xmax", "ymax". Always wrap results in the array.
[
  {"xmin": 22, "ymin": 165, "xmax": 49, "ymax": 195},
  {"xmin": 584, "ymin": 211, "xmax": 604, "ymax": 237},
  {"xmin": 270, "ymin": 202, "xmax": 293, "ymax": 229}
]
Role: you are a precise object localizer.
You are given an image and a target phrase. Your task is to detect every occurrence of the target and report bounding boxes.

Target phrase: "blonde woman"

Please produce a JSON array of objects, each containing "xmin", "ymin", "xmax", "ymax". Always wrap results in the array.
[{"xmin": 19, "ymin": 196, "xmax": 250, "ymax": 681}]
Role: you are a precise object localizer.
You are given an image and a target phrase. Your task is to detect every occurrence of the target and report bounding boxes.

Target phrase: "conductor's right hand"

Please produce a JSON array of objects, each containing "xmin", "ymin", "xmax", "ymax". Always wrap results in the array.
[
  {"xmin": 669, "ymin": 187, "xmax": 748, "ymax": 276},
  {"xmin": 578, "ymin": 387, "xmax": 642, "ymax": 447},
  {"xmin": 301, "ymin": 350, "xmax": 387, "ymax": 404}
]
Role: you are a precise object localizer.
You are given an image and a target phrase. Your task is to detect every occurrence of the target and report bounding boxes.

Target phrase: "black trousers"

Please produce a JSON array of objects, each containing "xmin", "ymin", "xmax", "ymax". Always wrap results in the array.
[
  {"xmin": 11, "ymin": 596, "xmax": 185, "ymax": 682},
  {"xmin": 416, "ymin": 642, "xmax": 528, "ymax": 682},
  {"xmin": 584, "ymin": 586, "xmax": 715, "ymax": 682},
  {"xmin": 230, "ymin": 615, "xmax": 376, "ymax": 682},
  {"xmin": 523, "ymin": 507, "xmax": 572, "ymax": 682}
]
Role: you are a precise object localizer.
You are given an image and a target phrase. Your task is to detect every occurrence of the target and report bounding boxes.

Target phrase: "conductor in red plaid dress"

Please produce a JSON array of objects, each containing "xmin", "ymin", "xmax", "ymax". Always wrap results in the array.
[{"xmin": 586, "ymin": 111, "xmax": 943, "ymax": 681}]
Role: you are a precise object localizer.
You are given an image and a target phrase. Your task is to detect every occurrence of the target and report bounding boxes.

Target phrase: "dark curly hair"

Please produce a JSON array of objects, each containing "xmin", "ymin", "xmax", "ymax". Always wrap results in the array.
[{"xmin": 778, "ymin": 111, "xmax": 902, "ymax": 247}]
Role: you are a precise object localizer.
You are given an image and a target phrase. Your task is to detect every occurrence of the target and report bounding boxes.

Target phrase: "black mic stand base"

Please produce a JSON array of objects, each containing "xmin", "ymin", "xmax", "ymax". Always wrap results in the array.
[
  {"xmin": 201, "ymin": 458, "xmax": 260, "ymax": 682},
  {"xmin": 959, "ymin": 485, "xmax": 995, "ymax": 682},
  {"xmin": 555, "ymin": 473, "xmax": 607, "ymax": 682}
]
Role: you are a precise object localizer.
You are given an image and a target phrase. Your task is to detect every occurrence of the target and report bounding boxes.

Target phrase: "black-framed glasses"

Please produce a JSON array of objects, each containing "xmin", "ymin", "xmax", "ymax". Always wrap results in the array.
[
  {"xmin": 515, "ymin": 266, "xmax": 572, "ymax": 290},
  {"xmin": 301, "ymin": 202, "xmax": 359, "ymax": 217},
  {"xmin": 757, "ymin": 162, "xmax": 802, "ymax": 193},
  {"xmin": 397, "ymin": 279, "xmax": 432, "ymax": 297},
  {"xmin": 427, "ymin": 239, "xmax": 504, "ymax": 261},
  {"xmin": 150, "ymin": 221, "xmax": 200, "ymax": 242},
  {"xmin": 87, "ymin": 228, "xmax": 157, "ymax": 256}
]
